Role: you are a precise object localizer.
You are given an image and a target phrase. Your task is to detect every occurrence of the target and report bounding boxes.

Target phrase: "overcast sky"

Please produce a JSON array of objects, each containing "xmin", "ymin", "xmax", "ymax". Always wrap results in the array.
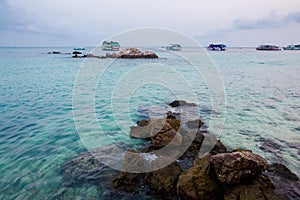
[{"xmin": 0, "ymin": 0, "xmax": 299, "ymax": 47}]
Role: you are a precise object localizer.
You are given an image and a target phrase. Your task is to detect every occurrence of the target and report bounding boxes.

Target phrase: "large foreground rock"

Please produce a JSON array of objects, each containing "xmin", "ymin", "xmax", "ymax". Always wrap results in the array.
[
  {"xmin": 224, "ymin": 174, "xmax": 286, "ymax": 200},
  {"xmin": 177, "ymin": 156, "xmax": 223, "ymax": 200},
  {"xmin": 209, "ymin": 151, "xmax": 268, "ymax": 185}
]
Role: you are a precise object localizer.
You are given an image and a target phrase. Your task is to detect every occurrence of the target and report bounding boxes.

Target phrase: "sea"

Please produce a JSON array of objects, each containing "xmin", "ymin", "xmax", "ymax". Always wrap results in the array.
[{"xmin": 0, "ymin": 47, "xmax": 299, "ymax": 199}]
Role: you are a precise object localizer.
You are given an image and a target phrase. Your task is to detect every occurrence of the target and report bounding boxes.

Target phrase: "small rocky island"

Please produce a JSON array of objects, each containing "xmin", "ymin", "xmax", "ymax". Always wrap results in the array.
[
  {"xmin": 73, "ymin": 48, "xmax": 158, "ymax": 59},
  {"xmin": 61, "ymin": 101, "xmax": 300, "ymax": 199}
]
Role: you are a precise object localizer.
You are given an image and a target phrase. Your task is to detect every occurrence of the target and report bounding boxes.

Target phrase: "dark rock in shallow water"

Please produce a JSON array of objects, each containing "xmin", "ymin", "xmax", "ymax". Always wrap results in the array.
[
  {"xmin": 210, "ymin": 140, "xmax": 227, "ymax": 155},
  {"xmin": 209, "ymin": 151, "xmax": 268, "ymax": 185},
  {"xmin": 169, "ymin": 100, "xmax": 197, "ymax": 107},
  {"xmin": 224, "ymin": 174, "xmax": 286, "ymax": 200},
  {"xmin": 260, "ymin": 138, "xmax": 282, "ymax": 153},
  {"xmin": 60, "ymin": 149, "xmax": 117, "ymax": 186},
  {"xmin": 145, "ymin": 162, "xmax": 182, "ymax": 199},
  {"xmin": 177, "ymin": 156, "xmax": 223, "ymax": 200},
  {"xmin": 266, "ymin": 163, "xmax": 300, "ymax": 199},
  {"xmin": 112, "ymin": 172, "xmax": 144, "ymax": 194}
]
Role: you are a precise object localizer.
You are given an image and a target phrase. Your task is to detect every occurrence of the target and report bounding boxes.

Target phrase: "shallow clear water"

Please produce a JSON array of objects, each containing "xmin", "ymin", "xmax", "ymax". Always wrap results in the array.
[{"xmin": 0, "ymin": 47, "xmax": 299, "ymax": 199}]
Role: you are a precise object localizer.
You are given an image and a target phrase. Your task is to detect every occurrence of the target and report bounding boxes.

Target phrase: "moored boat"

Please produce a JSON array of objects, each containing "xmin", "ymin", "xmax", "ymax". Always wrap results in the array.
[
  {"xmin": 256, "ymin": 45, "xmax": 281, "ymax": 51},
  {"xmin": 73, "ymin": 47, "xmax": 85, "ymax": 50},
  {"xmin": 102, "ymin": 41, "xmax": 120, "ymax": 51},
  {"xmin": 207, "ymin": 44, "xmax": 227, "ymax": 51},
  {"xmin": 283, "ymin": 44, "xmax": 300, "ymax": 50},
  {"xmin": 166, "ymin": 44, "xmax": 182, "ymax": 51}
]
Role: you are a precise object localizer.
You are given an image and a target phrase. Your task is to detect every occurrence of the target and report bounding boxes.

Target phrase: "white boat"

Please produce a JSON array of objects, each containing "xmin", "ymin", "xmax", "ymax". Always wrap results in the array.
[
  {"xmin": 166, "ymin": 44, "xmax": 182, "ymax": 51},
  {"xmin": 102, "ymin": 41, "xmax": 120, "ymax": 51},
  {"xmin": 283, "ymin": 44, "xmax": 300, "ymax": 50},
  {"xmin": 256, "ymin": 45, "xmax": 281, "ymax": 51},
  {"xmin": 207, "ymin": 44, "xmax": 227, "ymax": 51}
]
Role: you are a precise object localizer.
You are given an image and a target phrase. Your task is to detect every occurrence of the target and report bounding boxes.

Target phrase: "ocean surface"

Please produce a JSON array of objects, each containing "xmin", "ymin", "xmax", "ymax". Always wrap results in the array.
[{"xmin": 0, "ymin": 47, "xmax": 299, "ymax": 199}]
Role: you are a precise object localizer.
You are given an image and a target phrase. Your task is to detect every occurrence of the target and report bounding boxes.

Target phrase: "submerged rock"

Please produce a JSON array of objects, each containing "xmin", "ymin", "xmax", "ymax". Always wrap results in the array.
[{"xmin": 209, "ymin": 151, "xmax": 268, "ymax": 185}]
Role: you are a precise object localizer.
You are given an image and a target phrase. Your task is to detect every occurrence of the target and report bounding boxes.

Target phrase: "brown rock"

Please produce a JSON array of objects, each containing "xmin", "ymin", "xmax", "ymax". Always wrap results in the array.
[
  {"xmin": 177, "ymin": 156, "xmax": 223, "ymax": 200},
  {"xmin": 145, "ymin": 162, "xmax": 182, "ymax": 199},
  {"xmin": 224, "ymin": 174, "xmax": 286, "ymax": 200},
  {"xmin": 209, "ymin": 151, "xmax": 269, "ymax": 185}
]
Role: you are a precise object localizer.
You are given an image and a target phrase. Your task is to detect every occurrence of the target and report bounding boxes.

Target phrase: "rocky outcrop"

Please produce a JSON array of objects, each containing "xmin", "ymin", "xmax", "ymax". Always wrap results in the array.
[
  {"xmin": 118, "ymin": 48, "xmax": 158, "ymax": 59},
  {"xmin": 209, "ymin": 151, "xmax": 269, "ymax": 185},
  {"xmin": 72, "ymin": 47, "xmax": 158, "ymax": 59},
  {"xmin": 60, "ymin": 100, "xmax": 299, "ymax": 200}
]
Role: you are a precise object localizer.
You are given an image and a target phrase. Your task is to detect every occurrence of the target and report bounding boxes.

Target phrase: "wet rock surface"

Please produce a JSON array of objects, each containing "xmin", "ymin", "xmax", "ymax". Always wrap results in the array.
[
  {"xmin": 266, "ymin": 163, "xmax": 300, "ymax": 199},
  {"xmin": 209, "ymin": 151, "xmax": 269, "ymax": 185},
  {"xmin": 60, "ymin": 100, "xmax": 300, "ymax": 200},
  {"xmin": 177, "ymin": 156, "xmax": 223, "ymax": 200}
]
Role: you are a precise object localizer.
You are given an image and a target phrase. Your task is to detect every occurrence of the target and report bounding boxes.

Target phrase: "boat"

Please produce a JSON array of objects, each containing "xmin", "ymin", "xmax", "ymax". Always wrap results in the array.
[
  {"xmin": 256, "ymin": 45, "xmax": 281, "ymax": 51},
  {"xmin": 102, "ymin": 41, "xmax": 120, "ymax": 51},
  {"xmin": 207, "ymin": 44, "xmax": 227, "ymax": 51},
  {"xmin": 283, "ymin": 44, "xmax": 300, "ymax": 50},
  {"xmin": 73, "ymin": 47, "xmax": 85, "ymax": 50},
  {"xmin": 166, "ymin": 44, "xmax": 182, "ymax": 51}
]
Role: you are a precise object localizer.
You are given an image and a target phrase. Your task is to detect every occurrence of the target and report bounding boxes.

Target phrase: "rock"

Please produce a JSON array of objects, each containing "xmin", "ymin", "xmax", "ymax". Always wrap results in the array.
[
  {"xmin": 142, "ymin": 50, "xmax": 159, "ymax": 58},
  {"xmin": 52, "ymin": 51, "xmax": 61, "ymax": 54},
  {"xmin": 145, "ymin": 162, "xmax": 182, "ymax": 199},
  {"xmin": 210, "ymin": 140, "xmax": 227, "ymax": 155},
  {"xmin": 151, "ymin": 129, "xmax": 182, "ymax": 148},
  {"xmin": 136, "ymin": 119, "xmax": 151, "ymax": 127},
  {"xmin": 60, "ymin": 149, "xmax": 117, "ymax": 186},
  {"xmin": 130, "ymin": 118, "xmax": 180, "ymax": 139},
  {"xmin": 166, "ymin": 111, "xmax": 181, "ymax": 119},
  {"xmin": 112, "ymin": 172, "xmax": 144, "ymax": 194},
  {"xmin": 268, "ymin": 163, "xmax": 299, "ymax": 181},
  {"xmin": 260, "ymin": 138, "xmax": 282, "ymax": 153},
  {"xmin": 106, "ymin": 52, "xmax": 119, "ymax": 58},
  {"xmin": 118, "ymin": 48, "xmax": 158, "ymax": 59},
  {"xmin": 209, "ymin": 151, "xmax": 269, "ymax": 185},
  {"xmin": 266, "ymin": 163, "xmax": 300, "ymax": 199},
  {"xmin": 186, "ymin": 119, "xmax": 204, "ymax": 129},
  {"xmin": 72, "ymin": 51, "xmax": 82, "ymax": 54},
  {"xmin": 169, "ymin": 100, "xmax": 197, "ymax": 107},
  {"xmin": 177, "ymin": 156, "xmax": 223, "ymax": 200},
  {"xmin": 85, "ymin": 53, "xmax": 94, "ymax": 57},
  {"xmin": 224, "ymin": 174, "xmax": 286, "ymax": 200}
]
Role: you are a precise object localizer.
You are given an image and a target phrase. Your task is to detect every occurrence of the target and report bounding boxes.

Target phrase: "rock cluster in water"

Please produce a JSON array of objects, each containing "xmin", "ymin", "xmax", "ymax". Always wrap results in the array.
[
  {"xmin": 71, "ymin": 48, "xmax": 158, "ymax": 59},
  {"xmin": 61, "ymin": 100, "xmax": 300, "ymax": 199}
]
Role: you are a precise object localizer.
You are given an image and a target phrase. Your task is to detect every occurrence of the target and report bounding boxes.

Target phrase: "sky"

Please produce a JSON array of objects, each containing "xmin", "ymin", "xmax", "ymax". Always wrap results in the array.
[{"xmin": 0, "ymin": 0, "xmax": 299, "ymax": 47}]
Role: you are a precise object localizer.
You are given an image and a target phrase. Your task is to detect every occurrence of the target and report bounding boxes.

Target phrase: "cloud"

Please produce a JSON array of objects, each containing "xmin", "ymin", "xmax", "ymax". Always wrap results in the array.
[{"xmin": 232, "ymin": 11, "xmax": 300, "ymax": 30}]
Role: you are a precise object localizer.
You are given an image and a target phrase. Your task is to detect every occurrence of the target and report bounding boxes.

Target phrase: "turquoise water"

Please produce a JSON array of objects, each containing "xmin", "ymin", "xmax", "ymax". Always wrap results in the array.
[{"xmin": 0, "ymin": 47, "xmax": 299, "ymax": 199}]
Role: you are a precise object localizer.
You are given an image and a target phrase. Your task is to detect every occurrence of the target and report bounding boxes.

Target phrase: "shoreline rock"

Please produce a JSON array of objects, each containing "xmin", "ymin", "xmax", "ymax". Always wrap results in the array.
[{"xmin": 60, "ymin": 100, "xmax": 299, "ymax": 200}]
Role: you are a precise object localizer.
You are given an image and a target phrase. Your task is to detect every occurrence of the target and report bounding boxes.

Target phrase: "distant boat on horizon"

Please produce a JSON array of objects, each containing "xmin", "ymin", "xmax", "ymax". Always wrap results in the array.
[
  {"xmin": 166, "ymin": 44, "xmax": 182, "ymax": 51},
  {"xmin": 256, "ymin": 45, "xmax": 281, "ymax": 51},
  {"xmin": 102, "ymin": 41, "xmax": 120, "ymax": 51},
  {"xmin": 207, "ymin": 44, "xmax": 227, "ymax": 51},
  {"xmin": 283, "ymin": 44, "xmax": 300, "ymax": 50},
  {"xmin": 73, "ymin": 47, "xmax": 85, "ymax": 50}
]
